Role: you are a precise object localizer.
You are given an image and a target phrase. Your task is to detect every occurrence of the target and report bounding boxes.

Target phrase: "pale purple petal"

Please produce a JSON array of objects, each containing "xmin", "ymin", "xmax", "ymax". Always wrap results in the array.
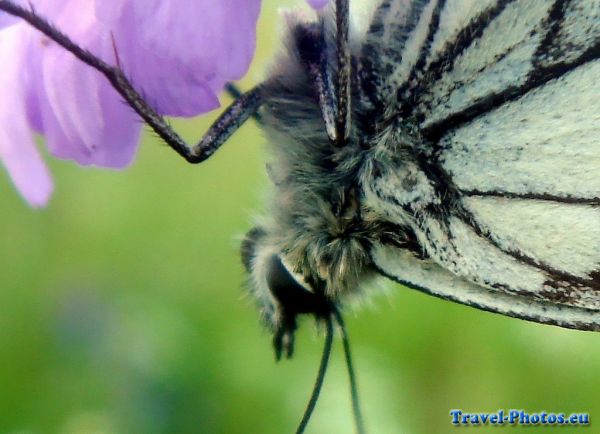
[
  {"xmin": 0, "ymin": 0, "xmax": 29, "ymax": 29},
  {"xmin": 1, "ymin": 0, "xmax": 262, "ymax": 206},
  {"xmin": 306, "ymin": 0, "xmax": 329, "ymax": 9},
  {"xmin": 39, "ymin": 54, "xmax": 142, "ymax": 167},
  {"xmin": 0, "ymin": 25, "xmax": 52, "ymax": 207},
  {"xmin": 0, "ymin": 13, "xmax": 17, "ymax": 29},
  {"xmin": 96, "ymin": 0, "xmax": 261, "ymax": 116},
  {"xmin": 27, "ymin": 0, "xmax": 141, "ymax": 167}
]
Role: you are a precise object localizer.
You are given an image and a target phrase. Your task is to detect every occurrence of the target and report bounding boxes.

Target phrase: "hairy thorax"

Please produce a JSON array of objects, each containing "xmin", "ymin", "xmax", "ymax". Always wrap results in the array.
[
  {"xmin": 239, "ymin": 19, "xmax": 443, "ymax": 333},
  {"xmin": 256, "ymin": 76, "xmax": 434, "ymax": 303}
]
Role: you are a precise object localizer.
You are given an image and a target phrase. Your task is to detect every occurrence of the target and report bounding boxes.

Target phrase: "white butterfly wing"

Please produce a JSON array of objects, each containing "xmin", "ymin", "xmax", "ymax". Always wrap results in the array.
[
  {"xmin": 373, "ymin": 244, "xmax": 600, "ymax": 330},
  {"xmin": 362, "ymin": 0, "xmax": 600, "ymax": 330}
]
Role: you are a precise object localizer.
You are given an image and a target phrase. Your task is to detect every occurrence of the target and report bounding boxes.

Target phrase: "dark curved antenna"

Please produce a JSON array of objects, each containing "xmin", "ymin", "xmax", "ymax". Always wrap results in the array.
[
  {"xmin": 334, "ymin": 308, "xmax": 366, "ymax": 434},
  {"xmin": 295, "ymin": 315, "xmax": 334, "ymax": 434},
  {"xmin": 295, "ymin": 309, "xmax": 366, "ymax": 434},
  {"xmin": 0, "ymin": 0, "xmax": 263, "ymax": 164}
]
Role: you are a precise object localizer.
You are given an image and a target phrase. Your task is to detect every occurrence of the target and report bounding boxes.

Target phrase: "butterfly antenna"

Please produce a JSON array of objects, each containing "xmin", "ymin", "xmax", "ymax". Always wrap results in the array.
[
  {"xmin": 295, "ymin": 315, "xmax": 334, "ymax": 434},
  {"xmin": 334, "ymin": 307, "xmax": 366, "ymax": 434}
]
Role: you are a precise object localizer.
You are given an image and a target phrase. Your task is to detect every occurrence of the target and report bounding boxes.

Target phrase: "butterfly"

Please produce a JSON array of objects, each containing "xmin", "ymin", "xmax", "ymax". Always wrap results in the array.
[
  {"xmin": 237, "ymin": 0, "xmax": 600, "ymax": 361},
  {"xmin": 1, "ymin": 0, "xmax": 599, "ymax": 432}
]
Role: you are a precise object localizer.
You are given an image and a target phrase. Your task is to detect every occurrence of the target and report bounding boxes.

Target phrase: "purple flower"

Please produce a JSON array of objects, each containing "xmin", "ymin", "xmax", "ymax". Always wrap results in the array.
[
  {"xmin": 0, "ymin": 0, "xmax": 25, "ymax": 28},
  {"xmin": 0, "ymin": 0, "xmax": 260, "ymax": 207},
  {"xmin": 0, "ymin": 11, "xmax": 15, "ymax": 28},
  {"xmin": 1, "ymin": 0, "xmax": 326, "ymax": 207}
]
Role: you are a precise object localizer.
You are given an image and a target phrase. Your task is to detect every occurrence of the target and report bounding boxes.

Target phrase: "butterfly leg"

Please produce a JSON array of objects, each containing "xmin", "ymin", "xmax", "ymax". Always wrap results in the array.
[
  {"xmin": 225, "ymin": 83, "xmax": 264, "ymax": 125},
  {"xmin": 0, "ymin": 0, "xmax": 264, "ymax": 164},
  {"xmin": 273, "ymin": 315, "xmax": 297, "ymax": 361}
]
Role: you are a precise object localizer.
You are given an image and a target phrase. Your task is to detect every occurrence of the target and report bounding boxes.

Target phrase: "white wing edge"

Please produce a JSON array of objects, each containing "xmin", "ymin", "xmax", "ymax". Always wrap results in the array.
[{"xmin": 371, "ymin": 244, "xmax": 600, "ymax": 332}]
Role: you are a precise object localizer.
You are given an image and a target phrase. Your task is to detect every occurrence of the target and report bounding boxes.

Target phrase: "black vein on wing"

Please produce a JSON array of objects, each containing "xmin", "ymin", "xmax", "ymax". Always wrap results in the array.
[
  {"xmin": 533, "ymin": 0, "xmax": 571, "ymax": 66},
  {"xmin": 396, "ymin": 0, "xmax": 448, "ymax": 114},
  {"xmin": 399, "ymin": 0, "xmax": 517, "ymax": 117},
  {"xmin": 371, "ymin": 263, "xmax": 600, "ymax": 332},
  {"xmin": 360, "ymin": 0, "xmax": 397, "ymax": 112},
  {"xmin": 420, "ymin": 0, "xmax": 600, "ymax": 142},
  {"xmin": 462, "ymin": 190, "xmax": 600, "ymax": 206},
  {"xmin": 369, "ymin": 148, "xmax": 600, "ymax": 304},
  {"xmin": 360, "ymin": 0, "xmax": 431, "ymax": 114},
  {"xmin": 411, "ymin": 151, "xmax": 600, "ymax": 298},
  {"xmin": 452, "ymin": 201, "xmax": 600, "ymax": 295}
]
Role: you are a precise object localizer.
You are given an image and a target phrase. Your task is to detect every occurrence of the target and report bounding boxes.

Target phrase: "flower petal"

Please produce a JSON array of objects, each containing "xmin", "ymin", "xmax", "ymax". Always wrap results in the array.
[
  {"xmin": 1, "ymin": 0, "xmax": 263, "ymax": 206},
  {"xmin": 29, "ymin": 1, "xmax": 141, "ymax": 168},
  {"xmin": 306, "ymin": 0, "xmax": 330, "ymax": 9},
  {"xmin": 39, "ymin": 52, "xmax": 142, "ymax": 167},
  {"xmin": 0, "ymin": 25, "xmax": 52, "ymax": 207},
  {"xmin": 96, "ymin": 0, "xmax": 261, "ymax": 116},
  {"xmin": 0, "ymin": 13, "xmax": 17, "ymax": 29},
  {"xmin": 0, "ymin": 0, "xmax": 29, "ymax": 29}
]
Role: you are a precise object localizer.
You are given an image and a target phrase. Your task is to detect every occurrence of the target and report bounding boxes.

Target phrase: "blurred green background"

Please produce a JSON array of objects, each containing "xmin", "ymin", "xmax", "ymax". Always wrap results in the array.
[{"xmin": 1, "ymin": 1, "xmax": 599, "ymax": 433}]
